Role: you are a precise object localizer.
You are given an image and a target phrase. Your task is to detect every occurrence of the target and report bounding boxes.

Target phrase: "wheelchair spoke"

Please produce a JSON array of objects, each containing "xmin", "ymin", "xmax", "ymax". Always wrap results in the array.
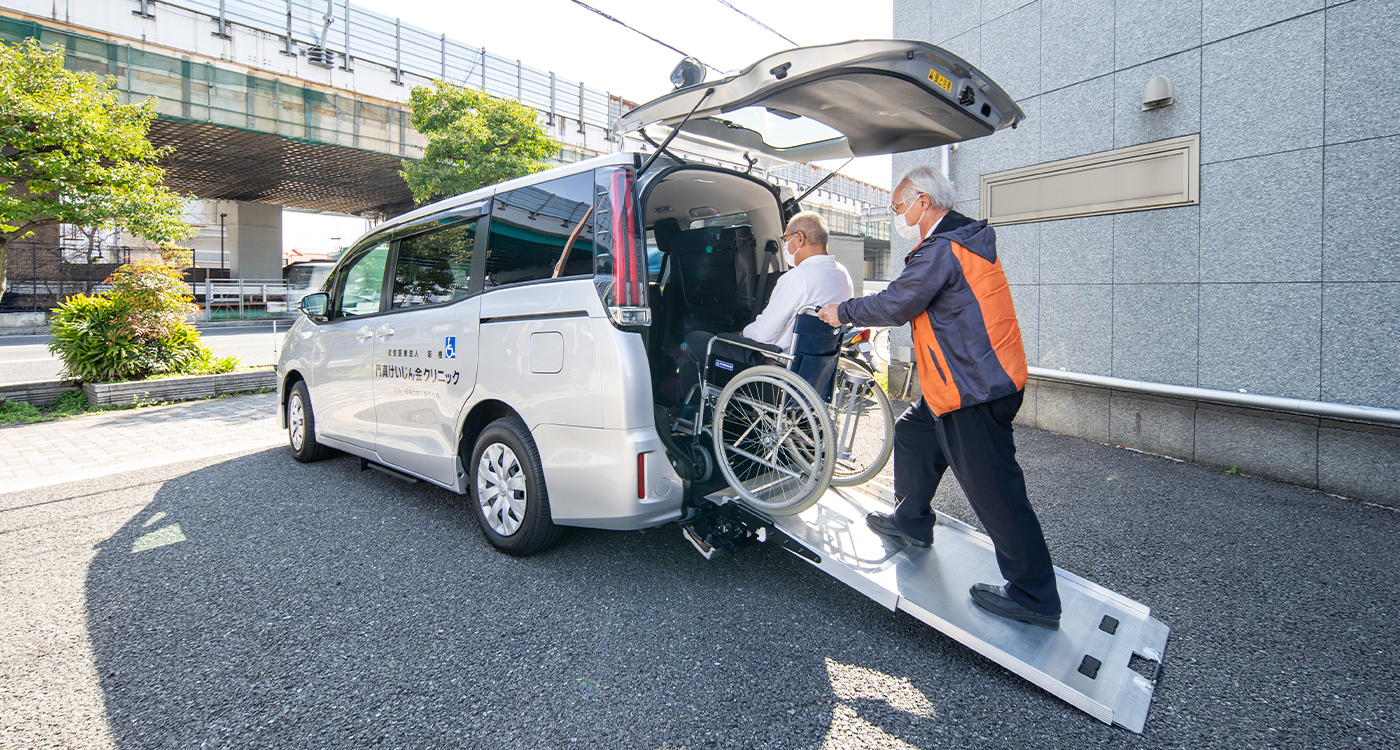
[{"xmin": 720, "ymin": 442, "xmax": 804, "ymax": 481}]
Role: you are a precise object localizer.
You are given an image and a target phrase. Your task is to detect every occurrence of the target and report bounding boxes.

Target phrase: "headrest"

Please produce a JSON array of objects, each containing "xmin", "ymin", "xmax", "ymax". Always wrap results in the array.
[{"xmin": 653, "ymin": 218, "xmax": 681, "ymax": 250}]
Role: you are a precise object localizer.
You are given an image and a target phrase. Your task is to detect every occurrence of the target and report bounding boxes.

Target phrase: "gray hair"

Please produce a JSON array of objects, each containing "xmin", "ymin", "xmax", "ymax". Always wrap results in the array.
[
  {"xmin": 895, "ymin": 164, "xmax": 956, "ymax": 212},
  {"xmin": 787, "ymin": 211, "xmax": 828, "ymax": 249}
]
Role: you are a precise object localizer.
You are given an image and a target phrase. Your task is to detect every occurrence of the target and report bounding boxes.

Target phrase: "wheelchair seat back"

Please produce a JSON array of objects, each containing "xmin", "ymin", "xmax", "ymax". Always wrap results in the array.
[{"xmin": 790, "ymin": 313, "xmax": 843, "ymax": 401}]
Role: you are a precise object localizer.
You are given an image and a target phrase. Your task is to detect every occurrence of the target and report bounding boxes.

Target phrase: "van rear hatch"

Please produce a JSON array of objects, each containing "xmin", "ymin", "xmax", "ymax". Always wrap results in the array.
[{"xmin": 614, "ymin": 40, "xmax": 1024, "ymax": 163}]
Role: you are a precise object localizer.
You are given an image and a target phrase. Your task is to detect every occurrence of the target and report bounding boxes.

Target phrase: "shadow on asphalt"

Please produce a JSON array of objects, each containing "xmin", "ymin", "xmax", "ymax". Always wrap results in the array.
[{"xmin": 83, "ymin": 430, "xmax": 1399, "ymax": 749}]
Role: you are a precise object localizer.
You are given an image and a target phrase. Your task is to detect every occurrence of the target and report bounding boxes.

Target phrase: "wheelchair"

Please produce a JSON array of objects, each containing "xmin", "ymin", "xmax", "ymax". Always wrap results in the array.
[{"xmin": 676, "ymin": 307, "xmax": 895, "ymax": 516}]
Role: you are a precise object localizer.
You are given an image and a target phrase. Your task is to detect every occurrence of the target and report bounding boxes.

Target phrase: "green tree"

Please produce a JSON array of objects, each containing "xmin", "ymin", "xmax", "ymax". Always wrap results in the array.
[
  {"xmin": 0, "ymin": 38, "xmax": 191, "ymax": 295},
  {"xmin": 400, "ymin": 80, "xmax": 558, "ymax": 205}
]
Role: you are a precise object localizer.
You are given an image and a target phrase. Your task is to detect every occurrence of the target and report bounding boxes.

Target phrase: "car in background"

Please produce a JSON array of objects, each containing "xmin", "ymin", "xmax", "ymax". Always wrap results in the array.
[{"xmin": 283, "ymin": 261, "xmax": 335, "ymax": 308}]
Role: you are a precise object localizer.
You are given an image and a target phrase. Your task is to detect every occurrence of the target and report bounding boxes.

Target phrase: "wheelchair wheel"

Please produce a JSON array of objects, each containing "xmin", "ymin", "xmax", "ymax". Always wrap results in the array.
[
  {"xmin": 711, "ymin": 365, "xmax": 836, "ymax": 516},
  {"xmin": 828, "ymin": 357, "xmax": 895, "ymax": 487}
]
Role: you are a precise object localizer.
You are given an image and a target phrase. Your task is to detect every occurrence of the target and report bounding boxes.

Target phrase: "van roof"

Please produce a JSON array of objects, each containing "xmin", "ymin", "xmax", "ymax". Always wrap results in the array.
[{"xmin": 368, "ymin": 152, "xmax": 637, "ymax": 241}]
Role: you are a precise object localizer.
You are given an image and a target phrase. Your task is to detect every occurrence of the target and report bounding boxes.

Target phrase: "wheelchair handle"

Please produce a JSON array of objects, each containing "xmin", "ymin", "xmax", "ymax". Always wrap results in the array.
[{"xmin": 797, "ymin": 304, "xmax": 849, "ymax": 334}]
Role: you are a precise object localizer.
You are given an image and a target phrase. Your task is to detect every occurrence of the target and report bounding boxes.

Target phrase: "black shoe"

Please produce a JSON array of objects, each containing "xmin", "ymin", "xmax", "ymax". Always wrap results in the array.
[
  {"xmin": 969, "ymin": 583, "xmax": 1060, "ymax": 630},
  {"xmin": 864, "ymin": 513, "xmax": 932, "ymax": 547}
]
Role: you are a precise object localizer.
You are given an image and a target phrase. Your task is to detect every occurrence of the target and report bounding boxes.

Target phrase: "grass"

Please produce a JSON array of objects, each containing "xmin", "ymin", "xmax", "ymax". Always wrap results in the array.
[{"xmin": 0, "ymin": 387, "xmax": 275, "ymax": 426}]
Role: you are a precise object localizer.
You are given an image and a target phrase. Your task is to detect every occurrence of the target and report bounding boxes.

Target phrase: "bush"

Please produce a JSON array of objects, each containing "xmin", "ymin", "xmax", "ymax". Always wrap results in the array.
[{"xmin": 47, "ymin": 261, "xmax": 238, "ymax": 382}]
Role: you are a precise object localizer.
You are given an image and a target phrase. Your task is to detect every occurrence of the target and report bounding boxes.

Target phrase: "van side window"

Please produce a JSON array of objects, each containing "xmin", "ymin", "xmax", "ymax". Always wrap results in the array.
[
  {"xmin": 485, "ymin": 172, "xmax": 595, "ymax": 288},
  {"xmin": 332, "ymin": 242, "xmax": 390, "ymax": 318},
  {"xmin": 391, "ymin": 219, "xmax": 478, "ymax": 308}
]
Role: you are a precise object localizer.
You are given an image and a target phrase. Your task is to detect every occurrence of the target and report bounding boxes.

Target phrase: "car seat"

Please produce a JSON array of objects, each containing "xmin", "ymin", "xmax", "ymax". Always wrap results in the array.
[{"xmin": 669, "ymin": 225, "xmax": 758, "ymax": 331}]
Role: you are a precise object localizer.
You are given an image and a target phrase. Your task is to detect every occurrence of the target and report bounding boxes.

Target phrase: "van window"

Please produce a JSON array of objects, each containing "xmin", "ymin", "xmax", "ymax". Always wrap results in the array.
[
  {"xmin": 391, "ymin": 219, "xmax": 478, "ymax": 308},
  {"xmin": 332, "ymin": 242, "xmax": 390, "ymax": 318},
  {"xmin": 485, "ymin": 172, "xmax": 595, "ymax": 288}
]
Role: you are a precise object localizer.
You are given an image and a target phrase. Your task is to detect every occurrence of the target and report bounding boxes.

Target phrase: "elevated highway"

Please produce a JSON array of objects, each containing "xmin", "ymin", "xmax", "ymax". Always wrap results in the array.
[{"xmin": 0, "ymin": 0, "xmax": 889, "ymax": 279}]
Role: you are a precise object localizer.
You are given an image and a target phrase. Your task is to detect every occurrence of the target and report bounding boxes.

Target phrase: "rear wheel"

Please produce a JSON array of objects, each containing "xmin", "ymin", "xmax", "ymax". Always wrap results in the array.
[
  {"xmin": 286, "ymin": 380, "xmax": 333, "ymax": 463},
  {"xmin": 469, "ymin": 417, "xmax": 563, "ymax": 556},
  {"xmin": 828, "ymin": 357, "xmax": 895, "ymax": 487},
  {"xmin": 712, "ymin": 365, "xmax": 835, "ymax": 516}
]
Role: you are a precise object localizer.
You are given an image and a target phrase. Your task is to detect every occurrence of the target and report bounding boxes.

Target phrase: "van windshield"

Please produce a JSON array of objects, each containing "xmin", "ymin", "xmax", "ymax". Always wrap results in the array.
[{"xmin": 689, "ymin": 211, "xmax": 753, "ymax": 231}]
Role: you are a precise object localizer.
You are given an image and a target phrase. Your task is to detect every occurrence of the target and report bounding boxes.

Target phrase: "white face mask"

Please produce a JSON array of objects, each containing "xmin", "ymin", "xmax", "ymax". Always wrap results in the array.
[
  {"xmin": 783, "ymin": 236, "xmax": 800, "ymax": 267},
  {"xmin": 893, "ymin": 200, "xmax": 928, "ymax": 242}
]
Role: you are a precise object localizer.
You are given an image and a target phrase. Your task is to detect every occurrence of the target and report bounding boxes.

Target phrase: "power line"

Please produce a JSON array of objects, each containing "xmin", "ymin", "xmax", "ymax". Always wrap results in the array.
[
  {"xmin": 568, "ymin": 0, "xmax": 725, "ymax": 75},
  {"xmin": 713, "ymin": 0, "xmax": 799, "ymax": 46}
]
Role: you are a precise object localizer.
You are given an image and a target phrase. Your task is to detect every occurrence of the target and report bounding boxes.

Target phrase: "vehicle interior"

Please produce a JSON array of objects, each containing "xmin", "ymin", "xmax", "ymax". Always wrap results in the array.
[{"xmin": 639, "ymin": 166, "xmax": 788, "ymax": 409}]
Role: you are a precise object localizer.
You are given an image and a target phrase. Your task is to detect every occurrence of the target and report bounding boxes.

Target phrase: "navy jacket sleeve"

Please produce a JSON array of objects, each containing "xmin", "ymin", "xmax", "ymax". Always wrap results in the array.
[{"xmin": 836, "ymin": 239, "xmax": 954, "ymax": 327}]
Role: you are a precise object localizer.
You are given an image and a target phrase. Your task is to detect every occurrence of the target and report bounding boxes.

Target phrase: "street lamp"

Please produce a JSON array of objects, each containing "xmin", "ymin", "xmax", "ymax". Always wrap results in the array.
[{"xmin": 219, "ymin": 212, "xmax": 228, "ymax": 271}]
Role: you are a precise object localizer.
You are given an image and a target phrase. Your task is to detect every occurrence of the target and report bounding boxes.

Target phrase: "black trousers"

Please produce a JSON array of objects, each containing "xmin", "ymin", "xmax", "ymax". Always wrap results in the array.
[{"xmin": 892, "ymin": 390, "xmax": 1062, "ymax": 617}]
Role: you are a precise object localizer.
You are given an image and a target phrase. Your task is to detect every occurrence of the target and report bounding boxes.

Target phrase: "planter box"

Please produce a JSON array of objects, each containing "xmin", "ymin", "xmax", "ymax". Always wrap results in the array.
[
  {"xmin": 0, "ymin": 378, "xmax": 81, "ymax": 407},
  {"xmin": 82, "ymin": 369, "xmax": 276, "ymax": 406}
]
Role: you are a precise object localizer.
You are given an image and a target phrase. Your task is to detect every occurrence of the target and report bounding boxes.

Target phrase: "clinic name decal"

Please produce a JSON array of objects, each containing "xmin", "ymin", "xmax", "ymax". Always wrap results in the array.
[
  {"xmin": 376, "ymin": 363, "xmax": 461, "ymax": 385},
  {"xmin": 377, "ymin": 337, "xmax": 461, "ymax": 383}
]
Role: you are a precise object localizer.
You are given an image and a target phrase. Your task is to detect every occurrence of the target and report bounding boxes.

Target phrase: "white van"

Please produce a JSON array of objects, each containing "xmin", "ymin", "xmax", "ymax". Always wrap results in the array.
[{"xmin": 276, "ymin": 40, "xmax": 1023, "ymax": 555}]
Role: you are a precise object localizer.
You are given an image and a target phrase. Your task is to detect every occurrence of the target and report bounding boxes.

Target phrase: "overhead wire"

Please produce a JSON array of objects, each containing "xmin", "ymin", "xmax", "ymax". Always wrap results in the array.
[
  {"xmin": 567, "ymin": 0, "xmax": 726, "ymax": 75},
  {"xmin": 712, "ymin": 0, "xmax": 799, "ymax": 46}
]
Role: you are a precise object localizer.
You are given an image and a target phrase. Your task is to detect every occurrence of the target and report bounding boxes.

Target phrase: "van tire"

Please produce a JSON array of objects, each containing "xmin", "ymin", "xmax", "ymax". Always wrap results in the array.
[
  {"xmin": 286, "ymin": 381, "xmax": 333, "ymax": 463},
  {"xmin": 469, "ymin": 417, "xmax": 564, "ymax": 556}
]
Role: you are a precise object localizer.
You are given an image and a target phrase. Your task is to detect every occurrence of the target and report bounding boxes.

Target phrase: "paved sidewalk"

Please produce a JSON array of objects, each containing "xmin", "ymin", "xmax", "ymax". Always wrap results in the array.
[{"xmin": 0, "ymin": 393, "xmax": 282, "ymax": 494}]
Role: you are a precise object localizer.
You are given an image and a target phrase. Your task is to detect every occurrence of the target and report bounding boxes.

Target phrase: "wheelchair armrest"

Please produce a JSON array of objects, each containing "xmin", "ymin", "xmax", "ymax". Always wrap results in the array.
[{"xmin": 714, "ymin": 332, "xmax": 782, "ymax": 354}]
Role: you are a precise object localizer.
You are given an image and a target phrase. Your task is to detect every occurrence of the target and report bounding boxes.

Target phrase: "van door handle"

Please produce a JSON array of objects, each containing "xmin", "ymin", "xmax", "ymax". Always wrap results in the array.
[
  {"xmin": 355, "ymin": 326, "xmax": 373, "ymax": 341},
  {"xmin": 376, "ymin": 325, "xmax": 395, "ymax": 339}
]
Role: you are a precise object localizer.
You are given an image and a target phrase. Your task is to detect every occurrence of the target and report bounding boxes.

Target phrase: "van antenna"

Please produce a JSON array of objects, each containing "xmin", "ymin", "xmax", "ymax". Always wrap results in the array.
[
  {"xmin": 638, "ymin": 87, "xmax": 714, "ymax": 177},
  {"xmin": 792, "ymin": 158, "xmax": 855, "ymax": 205}
]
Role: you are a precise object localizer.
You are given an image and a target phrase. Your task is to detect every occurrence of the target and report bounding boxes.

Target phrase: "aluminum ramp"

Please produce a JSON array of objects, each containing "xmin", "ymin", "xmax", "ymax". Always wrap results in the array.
[{"xmin": 733, "ymin": 483, "xmax": 1170, "ymax": 734}]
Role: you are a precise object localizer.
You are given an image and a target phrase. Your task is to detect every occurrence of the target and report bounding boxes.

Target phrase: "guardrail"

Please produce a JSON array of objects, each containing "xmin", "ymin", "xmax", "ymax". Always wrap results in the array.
[{"xmin": 203, "ymin": 279, "xmax": 295, "ymax": 321}]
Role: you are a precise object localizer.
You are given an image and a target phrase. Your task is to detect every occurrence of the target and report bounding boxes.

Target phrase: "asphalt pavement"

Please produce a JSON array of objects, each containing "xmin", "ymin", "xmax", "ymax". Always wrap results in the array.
[
  {"xmin": 0, "ymin": 324, "xmax": 286, "ymax": 384},
  {"xmin": 1, "ymin": 394, "xmax": 1397, "ymax": 749}
]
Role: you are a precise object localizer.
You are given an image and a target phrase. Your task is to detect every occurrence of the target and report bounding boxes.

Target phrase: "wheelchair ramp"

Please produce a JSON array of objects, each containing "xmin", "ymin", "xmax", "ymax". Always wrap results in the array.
[{"xmin": 766, "ymin": 483, "xmax": 1169, "ymax": 734}]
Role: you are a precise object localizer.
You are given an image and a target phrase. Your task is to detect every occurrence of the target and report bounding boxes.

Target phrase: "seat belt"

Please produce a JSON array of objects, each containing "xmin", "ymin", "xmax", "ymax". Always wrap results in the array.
[{"xmin": 757, "ymin": 240, "xmax": 779, "ymax": 307}]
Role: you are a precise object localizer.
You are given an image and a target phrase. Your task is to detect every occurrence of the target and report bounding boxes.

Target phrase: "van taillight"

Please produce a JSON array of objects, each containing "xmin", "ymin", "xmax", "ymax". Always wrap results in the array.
[
  {"xmin": 606, "ymin": 168, "xmax": 649, "ymax": 327},
  {"xmin": 637, "ymin": 452, "xmax": 647, "ymax": 499}
]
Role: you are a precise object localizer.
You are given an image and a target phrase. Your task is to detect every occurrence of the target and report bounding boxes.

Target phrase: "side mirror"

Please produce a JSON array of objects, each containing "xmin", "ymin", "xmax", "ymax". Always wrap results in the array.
[
  {"xmin": 670, "ymin": 57, "xmax": 705, "ymax": 90},
  {"xmin": 299, "ymin": 292, "xmax": 329, "ymax": 319}
]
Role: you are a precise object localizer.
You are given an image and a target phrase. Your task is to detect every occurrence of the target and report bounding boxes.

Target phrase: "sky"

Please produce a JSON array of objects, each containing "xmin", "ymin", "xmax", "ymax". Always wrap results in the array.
[{"xmin": 350, "ymin": 0, "xmax": 895, "ymax": 188}]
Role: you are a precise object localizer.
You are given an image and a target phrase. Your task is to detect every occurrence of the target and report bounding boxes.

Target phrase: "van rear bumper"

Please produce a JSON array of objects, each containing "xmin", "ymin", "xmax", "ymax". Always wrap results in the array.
[{"xmin": 531, "ymin": 423, "xmax": 685, "ymax": 531}]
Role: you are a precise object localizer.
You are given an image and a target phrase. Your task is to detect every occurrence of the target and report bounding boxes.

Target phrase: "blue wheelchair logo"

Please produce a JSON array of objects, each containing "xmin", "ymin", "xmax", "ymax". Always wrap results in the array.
[{"xmin": 444, "ymin": 336, "xmax": 456, "ymax": 359}]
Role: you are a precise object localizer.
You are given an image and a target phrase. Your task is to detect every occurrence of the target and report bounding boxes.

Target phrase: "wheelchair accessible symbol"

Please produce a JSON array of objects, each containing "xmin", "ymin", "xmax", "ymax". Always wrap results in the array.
[{"xmin": 444, "ymin": 336, "xmax": 456, "ymax": 359}]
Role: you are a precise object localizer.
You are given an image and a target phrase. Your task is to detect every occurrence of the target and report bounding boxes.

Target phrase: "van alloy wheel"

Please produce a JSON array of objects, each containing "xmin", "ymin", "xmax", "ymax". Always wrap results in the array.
[
  {"xmin": 286, "ymin": 380, "xmax": 332, "ymax": 463},
  {"xmin": 288, "ymin": 393, "xmax": 306, "ymax": 451},
  {"xmin": 477, "ymin": 443, "xmax": 527, "ymax": 536}
]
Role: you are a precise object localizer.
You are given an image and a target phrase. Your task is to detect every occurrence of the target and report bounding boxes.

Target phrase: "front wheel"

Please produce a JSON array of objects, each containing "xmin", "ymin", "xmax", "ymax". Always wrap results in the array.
[
  {"xmin": 286, "ymin": 380, "xmax": 333, "ymax": 463},
  {"xmin": 469, "ymin": 417, "xmax": 563, "ymax": 556}
]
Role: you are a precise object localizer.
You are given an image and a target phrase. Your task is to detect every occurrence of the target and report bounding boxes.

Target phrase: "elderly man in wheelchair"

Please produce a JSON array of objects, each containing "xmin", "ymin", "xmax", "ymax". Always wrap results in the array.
[{"xmin": 662, "ymin": 213, "xmax": 895, "ymax": 517}]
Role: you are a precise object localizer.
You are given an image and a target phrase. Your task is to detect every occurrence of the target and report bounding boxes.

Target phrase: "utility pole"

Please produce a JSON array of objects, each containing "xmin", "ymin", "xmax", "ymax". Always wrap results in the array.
[{"xmin": 219, "ymin": 212, "xmax": 228, "ymax": 271}]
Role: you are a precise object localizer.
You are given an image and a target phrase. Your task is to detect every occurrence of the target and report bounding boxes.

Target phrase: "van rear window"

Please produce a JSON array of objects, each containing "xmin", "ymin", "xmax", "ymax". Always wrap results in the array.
[{"xmin": 485, "ymin": 172, "xmax": 595, "ymax": 288}]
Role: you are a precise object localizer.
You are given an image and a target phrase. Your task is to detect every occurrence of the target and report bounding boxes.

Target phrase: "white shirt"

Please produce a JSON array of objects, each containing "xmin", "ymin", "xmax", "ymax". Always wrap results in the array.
[{"xmin": 743, "ymin": 254, "xmax": 854, "ymax": 351}]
